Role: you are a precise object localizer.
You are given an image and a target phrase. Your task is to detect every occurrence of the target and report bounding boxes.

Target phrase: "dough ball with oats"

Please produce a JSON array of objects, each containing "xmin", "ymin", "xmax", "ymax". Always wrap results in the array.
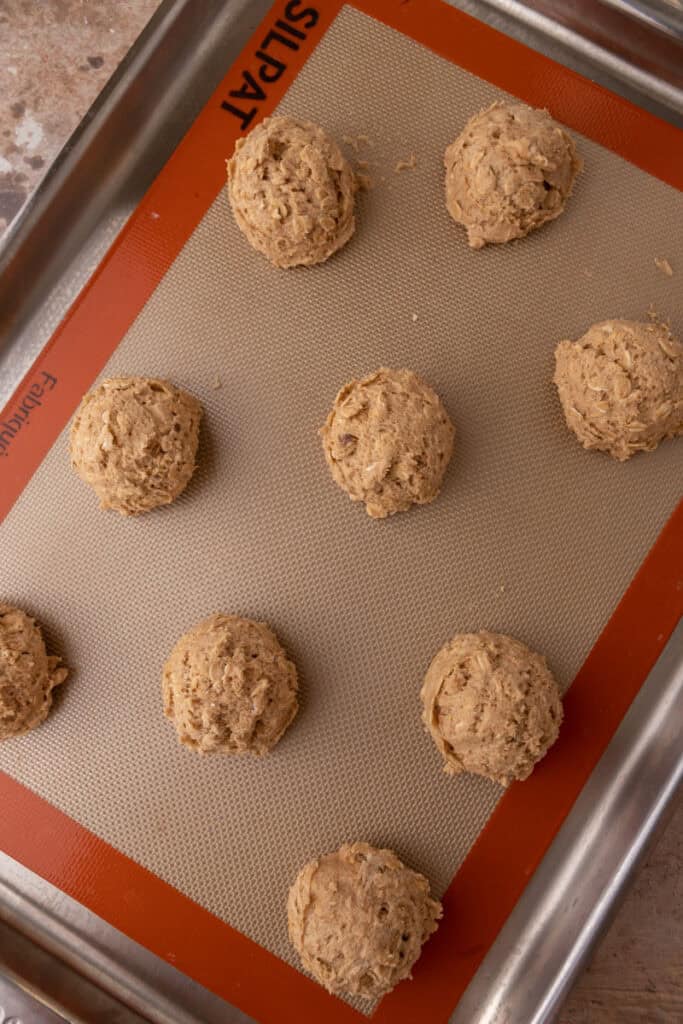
[
  {"xmin": 70, "ymin": 377, "xmax": 202, "ymax": 515},
  {"xmin": 554, "ymin": 319, "xmax": 683, "ymax": 460},
  {"xmin": 421, "ymin": 631, "xmax": 562, "ymax": 786},
  {"xmin": 162, "ymin": 614, "xmax": 298, "ymax": 755},
  {"xmin": 320, "ymin": 368, "xmax": 455, "ymax": 518},
  {"xmin": 287, "ymin": 841, "xmax": 442, "ymax": 999},
  {"xmin": 444, "ymin": 101, "xmax": 581, "ymax": 248},
  {"xmin": 226, "ymin": 115, "xmax": 356, "ymax": 268},
  {"xmin": 0, "ymin": 603, "xmax": 68, "ymax": 740}
]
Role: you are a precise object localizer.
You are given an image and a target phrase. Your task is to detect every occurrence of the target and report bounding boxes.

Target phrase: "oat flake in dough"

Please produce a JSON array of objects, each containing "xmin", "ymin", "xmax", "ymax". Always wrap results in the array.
[
  {"xmin": 444, "ymin": 101, "xmax": 581, "ymax": 248},
  {"xmin": 0, "ymin": 603, "xmax": 68, "ymax": 740},
  {"xmin": 287, "ymin": 842, "xmax": 442, "ymax": 999},
  {"xmin": 554, "ymin": 319, "xmax": 683, "ymax": 460},
  {"xmin": 162, "ymin": 614, "xmax": 298, "ymax": 756},
  {"xmin": 226, "ymin": 115, "xmax": 356, "ymax": 268},
  {"xmin": 320, "ymin": 368, "xmax": 455, "ymax": 518},
  {"xmin": 70, "ymin": 377, "xmax": 202, "ymax": 515},
  {"xmin": 421, "ymin": 631, "xmax": 563, "ymax": 786}
]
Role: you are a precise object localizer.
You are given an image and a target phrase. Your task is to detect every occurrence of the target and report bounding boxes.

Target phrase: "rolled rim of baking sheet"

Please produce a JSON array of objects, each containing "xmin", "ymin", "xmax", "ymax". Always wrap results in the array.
[{"xmin": 0, "ymin": 2, "xmax": 682, "ymax": 1023}]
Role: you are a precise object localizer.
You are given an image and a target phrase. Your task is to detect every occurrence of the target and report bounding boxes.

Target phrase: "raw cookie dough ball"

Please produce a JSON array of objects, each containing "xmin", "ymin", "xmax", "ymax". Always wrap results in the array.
[
  {"xmin": 226, "ymin": 115, "xmax": 356, "ymax": 268},
  {"xmin": 287, "ymin": 842, "xmax": 442, "ymax": 999},
  {"xmin": 0, "ymin": 603, "xmax": 68, "ymax": 740},
  {"xmin": 421, "ymin": 631, "xmax": 562, "ymax": 786},
  {"xmin": 554, "ymin": 319, "xmax": 683, "ymax": 461},
  {"xmin": 70, "ymin": 377, "xmax": 202, "ymax": 515},
  {"xmin": 162, "ymin": 614, "xmax": 298, "ymax": 755},
  {"xmin": 444, "ymin": 101, "xmax": 582, "ymax": 248},
  {"xmin": 320, "ymin": 368, "xmax": 455, "ymax": 518}
]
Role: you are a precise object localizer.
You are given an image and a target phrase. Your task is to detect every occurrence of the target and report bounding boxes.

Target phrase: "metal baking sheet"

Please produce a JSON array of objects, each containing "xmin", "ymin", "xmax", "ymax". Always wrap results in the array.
[{"xmin": 1, "ymin": 1, "xmax": 681, "ymax": 1022}]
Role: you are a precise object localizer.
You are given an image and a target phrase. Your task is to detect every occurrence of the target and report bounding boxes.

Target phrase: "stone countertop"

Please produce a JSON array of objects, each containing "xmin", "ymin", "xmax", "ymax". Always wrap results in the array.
[
  {"xmin": 0, "ymin": 0, "xmax": 161, "ymax": 236},
  {"xmin": 1, "ymin": 2, "xmax": 681, "ymax": 1022}
]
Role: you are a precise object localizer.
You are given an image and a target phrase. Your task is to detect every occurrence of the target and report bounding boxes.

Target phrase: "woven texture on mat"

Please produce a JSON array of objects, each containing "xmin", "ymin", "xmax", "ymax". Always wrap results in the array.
[{"xmin": 1, "ymin": 4, "xmax": 682, "ymax": 998}]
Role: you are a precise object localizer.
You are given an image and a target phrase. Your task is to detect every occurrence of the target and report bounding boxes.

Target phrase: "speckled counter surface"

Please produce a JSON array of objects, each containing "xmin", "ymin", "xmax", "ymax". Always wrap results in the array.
[
  {"xmin": 0, "ymin": 0, "xmax": 161, "ymax": 236},
  {"xmin": 0, "ymin": 3, "xmax": 681, "ymax": 1022}
]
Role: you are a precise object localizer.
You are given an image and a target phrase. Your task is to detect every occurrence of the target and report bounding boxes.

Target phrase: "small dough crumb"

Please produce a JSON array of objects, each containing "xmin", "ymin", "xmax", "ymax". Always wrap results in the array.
[
  {"xmin": 70, "ymin": 377, "xmax": 202, "ymax": 515},
  {"xmin": 421, "ymin": 631, "xmax": 562, "ymax": 785},
  {"xmin": 554, "ymin": 319, "xmax": 683, "ymax": 460},
  {"xmin": 395, "ymin": 153, "xmax": 417, "ymax": 172},
  {"xmin": 162, "ymin": 614, "xmax": 298, "ymax": 755},
  {"xmin": 287, "ymin": 842, "xmax": 441, "ymax": 999},
  {"xmin": 0, "ymin": 603, "xmax": 67, "ymax": 740},
  {"xmin": 343, "ymin": 134, "xmax": 370, "ymax": 153},
  {"xmin": 320, "ymin": 368, "xmax": 455, "ymax": 518},
  {"xmin": 211, "ymin": 377, "xmax": 222, "ymax": 390},
  {"xmin": 444, "ymin": 101, "xmax": 581, "ymax": 248},
  {"xmin": 227, "ymin": 116, "xmax": 356, "ymax": 268},
  {"xmin": 654, "ymin": 256, "xmax": 674, "ymax": 277},
  {"xmin": 411, "ymin": 313, "xmax": 419, "ymax": 323}
]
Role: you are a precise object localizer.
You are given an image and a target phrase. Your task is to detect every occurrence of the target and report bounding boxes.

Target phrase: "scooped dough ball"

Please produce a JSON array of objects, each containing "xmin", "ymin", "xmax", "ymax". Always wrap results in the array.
[
  {"xmin": 320, "ymin": 368, "xmax": 455, "ymax": 518},
  {"xmin": 226, "ymin": 115, "xmax": 356, "ymax": 268},
  {"xmin": 444, "ymin": 101, "xmax": 582, "ymax": 248},
  {"xmin": 70, "ymin": 377, "xmax": 202, "ymax": 515},
  {"xmin": 287, "ymin": 842, "xmax": 442, "ymax": 999},
  {"xmin": 554, "ymin": 319, "xmax": 683, "ymax": 461},
  {"xmin": 0, "ymin": 603, "xmax": 68, "ymax": 740},
  {"xmin": 162, "ymin": 614, "xmax": 298, "ymax": 755},
  {"xmin": 421, "ymin": 631, "xmax": 563, "ymax": 786}
]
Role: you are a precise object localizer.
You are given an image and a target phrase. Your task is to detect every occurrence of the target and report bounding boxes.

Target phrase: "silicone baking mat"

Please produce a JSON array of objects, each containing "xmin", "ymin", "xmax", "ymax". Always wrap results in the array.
[{"xmin": 1, "ymin": 1, "xmax": 682, "ymax": 1022}]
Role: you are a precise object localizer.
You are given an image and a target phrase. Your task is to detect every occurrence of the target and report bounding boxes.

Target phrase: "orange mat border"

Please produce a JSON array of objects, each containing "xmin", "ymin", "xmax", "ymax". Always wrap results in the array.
[{"xmin": 1, "ymin": 2, "xmax": 682, "ymax": 1022}]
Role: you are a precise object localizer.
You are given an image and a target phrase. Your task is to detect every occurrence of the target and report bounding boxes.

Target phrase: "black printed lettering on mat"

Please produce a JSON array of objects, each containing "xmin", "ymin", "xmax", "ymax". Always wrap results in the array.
[
  {"xmin": 0, "ymin": 371, "xmax": 58, "ymax": 459},
  {"xmin": 220, "ymin": 3, "xmax": 320, "ymax": 130}
]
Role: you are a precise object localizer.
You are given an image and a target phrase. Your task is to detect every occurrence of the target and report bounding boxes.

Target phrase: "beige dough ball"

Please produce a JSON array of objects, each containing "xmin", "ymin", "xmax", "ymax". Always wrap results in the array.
[
  {"xmin": 0, "ymin": 603, "xmax": 68, "ymax": 740},
  {"xmin": 320, "ymin": 368, "xmax": 455, "ymax": 518},
  {"xmin": 287, "ymin": 841, "xmax": 442, "ymax": 999},
  {"xmin": 554, "ymin": 319, "xmax": 683, "ymax": 461},
  {"xmin": 444, "ymin": 101, "xmax": 581, "ymax": 248},
  {"xmin": 70, "ymin": 377, "xmax": 202, "ymax": 515},
  {"xmin": 162, "ymin": 614, "xmax": 298, "ymax": 755},
  {"xmin": 421, "ymin": 631, "xmax": 563, "ymax": 786},
  {"xmin": 226, "ymin": 115, "xmax": 356, "ymax": 268}
]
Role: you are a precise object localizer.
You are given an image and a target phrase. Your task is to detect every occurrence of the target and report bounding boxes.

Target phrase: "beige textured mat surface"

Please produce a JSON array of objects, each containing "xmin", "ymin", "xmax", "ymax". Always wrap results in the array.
[{"xmin": 1, "ymin": 4, "xmax": 682, "ymax": 989}]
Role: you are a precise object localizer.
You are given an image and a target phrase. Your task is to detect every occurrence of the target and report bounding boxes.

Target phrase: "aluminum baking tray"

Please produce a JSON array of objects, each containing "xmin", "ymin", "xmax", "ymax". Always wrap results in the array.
[{"xmin": 1, "ymin": 1, "xmax": 682, "ymax": 1022}]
